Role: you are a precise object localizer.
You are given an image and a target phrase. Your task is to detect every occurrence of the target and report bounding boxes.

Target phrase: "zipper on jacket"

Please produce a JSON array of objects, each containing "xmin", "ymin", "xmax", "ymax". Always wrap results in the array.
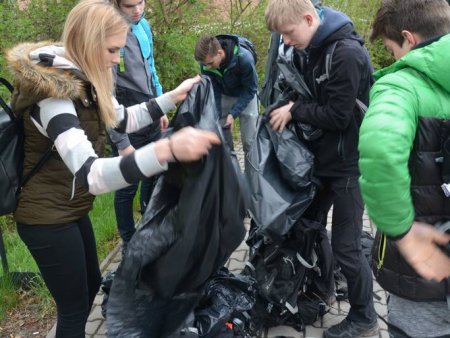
[{"xmin": 337, "ymin": 132, "xmax": 345, "ymax": 159}]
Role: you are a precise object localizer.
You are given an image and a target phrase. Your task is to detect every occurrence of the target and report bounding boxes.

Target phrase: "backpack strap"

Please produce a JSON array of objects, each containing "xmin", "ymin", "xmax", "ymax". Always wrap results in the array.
[
  {"xmin": 324, "ymin": 40, "xmax": 338, "ymax": 82},
  {"xmin": 315, "ymin": 40, "xmax": 338, "ymax": 85},
  {"xmin": 0, "ymin": 77, "xmax": 14, "ymax": 119},
  {"xmin": 21, "ymin": 145, "xmax": 54, "ymax": 188},
  {"xmin": 0, "ymin": 77, "xmax": 13, "ymax": 93},
  {"xmin": 355, "ymin": 98, "xmax": 368, "ymax": 113},
  {"xmin": 315, "ymin": 41, "xmax": 369, "ymax": 118}
]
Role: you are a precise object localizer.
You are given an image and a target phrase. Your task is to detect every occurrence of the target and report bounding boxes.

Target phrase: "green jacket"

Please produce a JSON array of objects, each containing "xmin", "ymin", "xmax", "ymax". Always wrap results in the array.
[{"xmin": 359, "ymin": 34, "xmax": 450, "ymax": 237}]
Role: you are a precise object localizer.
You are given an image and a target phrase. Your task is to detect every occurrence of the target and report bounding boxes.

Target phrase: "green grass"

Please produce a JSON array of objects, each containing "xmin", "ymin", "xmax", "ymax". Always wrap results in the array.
[{"xmin": 0, "ymin": 192, "xmax": 122, "ymax": 321}]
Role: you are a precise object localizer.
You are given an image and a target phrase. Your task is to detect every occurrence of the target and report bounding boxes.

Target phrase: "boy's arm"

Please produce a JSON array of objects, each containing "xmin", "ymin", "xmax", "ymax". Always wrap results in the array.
[
  {"xmin": 228, "ymin": 50, "xmax": 258, "ymax": 118},
  {"xmin": 290, "ymin": 42, "xmax": 365, "ymax": 131},
  {"xmin": 358, "ymin": 74, "xmax": 418, "ymax": 237}
]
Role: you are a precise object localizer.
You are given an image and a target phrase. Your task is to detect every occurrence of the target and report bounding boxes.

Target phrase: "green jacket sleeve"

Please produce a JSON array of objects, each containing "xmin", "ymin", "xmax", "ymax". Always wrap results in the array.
[{"xmin": 358, "ymin": 72, "xmax": 418, "ymax": 237}]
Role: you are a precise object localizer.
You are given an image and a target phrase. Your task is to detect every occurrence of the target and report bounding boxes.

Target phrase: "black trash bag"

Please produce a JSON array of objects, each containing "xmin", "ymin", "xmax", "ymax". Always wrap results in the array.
[
  {"xmin": 248, "ymin": 39, "xmax": 320, "ymax": 239},
  {"xmin": 100, "ymin": 270, "xmax": 115, "ymax": 318},
  {"xmin": 194, "ymin": 267, "xmax": 257, "ymax": 337},
  {"xmin": 259, "ymin": 32, "xmax": 283, "ymax": 108},
  {"xmin": 107, "ymin": 76, "xmax": 248, "ymax": 338},
  {"xmin": 245, "ymin": 111, "xmax": 316, "ymax": 238}
]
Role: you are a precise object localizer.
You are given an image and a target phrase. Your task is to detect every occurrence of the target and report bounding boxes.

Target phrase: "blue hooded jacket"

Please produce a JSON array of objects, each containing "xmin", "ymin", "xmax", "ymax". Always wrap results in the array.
[{"xmin": 200, "ymin": 36, "xmax": 258, "ymax": 118}]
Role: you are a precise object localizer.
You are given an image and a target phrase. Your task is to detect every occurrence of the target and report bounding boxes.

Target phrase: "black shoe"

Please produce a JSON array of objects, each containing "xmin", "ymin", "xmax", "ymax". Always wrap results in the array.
[{"xmin": 323, "ymin": 318, "xmax": 379, "ymax": 338}]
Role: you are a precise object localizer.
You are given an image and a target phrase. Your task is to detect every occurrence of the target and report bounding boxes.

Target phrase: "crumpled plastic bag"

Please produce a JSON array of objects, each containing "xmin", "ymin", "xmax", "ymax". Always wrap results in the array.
[
  {"xmin": 245, "ymin": 108, "xmax": 317, "ymax": 238},
  {"xmin": 107, "ymin": 76, "xmax": 248, "ymax": 337},
  {"xmin": 194, "ymin": 267, "xmax": 257, "ymax": 337}
]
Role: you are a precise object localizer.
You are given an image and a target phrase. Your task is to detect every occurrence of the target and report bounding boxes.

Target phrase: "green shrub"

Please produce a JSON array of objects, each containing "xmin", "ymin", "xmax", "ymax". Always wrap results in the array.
[{"xmin": 0, "ymin": 0, "xmax": 78, "ymax": 97}]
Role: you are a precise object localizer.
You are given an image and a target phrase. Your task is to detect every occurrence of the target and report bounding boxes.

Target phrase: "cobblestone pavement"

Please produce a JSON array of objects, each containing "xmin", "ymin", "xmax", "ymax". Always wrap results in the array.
[{"xmin": 47, "ymin": 140, "xmax": 389, "ymax": 338}]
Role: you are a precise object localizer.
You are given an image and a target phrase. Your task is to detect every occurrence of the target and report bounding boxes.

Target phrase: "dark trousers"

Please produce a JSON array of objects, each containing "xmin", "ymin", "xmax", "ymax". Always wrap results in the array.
[
  {"xmin": 17, "ymin": 215, "xmax": 101, "ymax": 338},
  {"xmin": 303, "ymin": 176, "xmax": 376, "ymax": 324},
  {"xmin": 113, "ymin": 86, "xmax": 160, "ymax": 244},
  {"xmin": 114, "ymin": 176, "xmax": 156, "ymax": 243}
]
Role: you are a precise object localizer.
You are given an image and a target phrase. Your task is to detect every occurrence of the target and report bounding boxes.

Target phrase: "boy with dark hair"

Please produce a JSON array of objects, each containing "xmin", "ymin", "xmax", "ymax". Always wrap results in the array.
[
  {"xmin": 264, "ymin": 0, "xmax": 377, "ymax": 337},
  {"xmin": 194, "ymin": 34, "xmax": 258, "ymax": 156},
  {"xmin": 360, "ymin": 0, "xmax": 450, "ymax": 336}
]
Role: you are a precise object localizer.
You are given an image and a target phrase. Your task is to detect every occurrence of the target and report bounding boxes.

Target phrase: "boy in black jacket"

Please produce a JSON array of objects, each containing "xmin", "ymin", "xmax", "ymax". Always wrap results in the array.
[{"xmin": 265, "ymin": 0, "xmax": 377, "ymax": 337}]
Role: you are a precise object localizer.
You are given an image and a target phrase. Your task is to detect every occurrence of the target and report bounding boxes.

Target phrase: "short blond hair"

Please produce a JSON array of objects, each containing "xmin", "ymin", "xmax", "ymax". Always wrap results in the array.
[
  {"xmin": 63, "ymin": 0, "xmax": 129, "ymax": 127},
  {"xmin": 265, "ymin": 0, "xmax": 317, "ymax": 32}
]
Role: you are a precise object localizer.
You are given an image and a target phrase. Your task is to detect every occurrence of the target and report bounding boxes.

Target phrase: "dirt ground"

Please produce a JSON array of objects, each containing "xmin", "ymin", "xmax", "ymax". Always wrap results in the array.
[{"xmin": 0, "ymin": 289, "xmax": 54, "ymax": 338}]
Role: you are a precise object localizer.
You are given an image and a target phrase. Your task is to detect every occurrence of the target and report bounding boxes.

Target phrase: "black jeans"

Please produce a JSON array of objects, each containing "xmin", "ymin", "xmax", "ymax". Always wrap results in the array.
[
  {"xmin": 17, "ymin": 215, "xmax": 101, "ymax": 338},
  {"xmin": 303, "ymin": 176, "xmax": 376, "ymax": 324},
  {"xmin": 114, "ymin": 176, "xmax": 156, "ymax": 242}
]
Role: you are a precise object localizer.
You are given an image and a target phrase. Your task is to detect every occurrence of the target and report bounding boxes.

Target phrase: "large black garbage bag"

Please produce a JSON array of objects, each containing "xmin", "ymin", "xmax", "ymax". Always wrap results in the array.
[
  {"xmin": 259, "ymin": 32, "xmax": 282, "ymax": 108},
  {"xmin": 194, "ymin": 267, "xmax": 257, "ymax": 337},
  {"xmin": 245, "ymin": 110, "xmax": 316, "ymax": 238},
  {"xmin": 107, "ymin": 76, "xmax": 247, "ymax": 338}
]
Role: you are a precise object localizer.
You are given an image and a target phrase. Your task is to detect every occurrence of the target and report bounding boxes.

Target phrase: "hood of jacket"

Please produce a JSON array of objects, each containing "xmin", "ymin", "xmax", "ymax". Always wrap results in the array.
[
  {"xmin": 310, "ymin": 6, "xmax": 363, "ymax": 49},
  {"xmin": 373, "ymin": 33, "xmax": 450, "ymax": 94},
  {"xmin": 6, "ymin": 41, "xmax": 89, "ymax": 116}
]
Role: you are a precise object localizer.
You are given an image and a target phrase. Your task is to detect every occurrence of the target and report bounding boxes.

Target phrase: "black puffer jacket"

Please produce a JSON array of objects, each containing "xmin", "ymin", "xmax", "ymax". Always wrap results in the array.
[
  {"xmin": 372, "ymin": 117, "xmax": 450, "ymax": 301},
  {"xmin": 290, "ymin": 7, "xmax": 373, "ymax": 177}
]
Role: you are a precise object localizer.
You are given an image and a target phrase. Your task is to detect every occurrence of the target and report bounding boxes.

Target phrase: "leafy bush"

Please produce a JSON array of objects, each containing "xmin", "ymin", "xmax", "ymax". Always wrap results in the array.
[{"xmin": 0, "ymin": 0, "xmax": 78, "ymax": 97}]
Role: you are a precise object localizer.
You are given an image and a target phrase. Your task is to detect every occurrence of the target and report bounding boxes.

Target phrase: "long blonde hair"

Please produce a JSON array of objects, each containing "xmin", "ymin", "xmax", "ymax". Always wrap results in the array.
[{"xmin": 62, "ymin": 0, "xmax": 129, "ymax": 127}]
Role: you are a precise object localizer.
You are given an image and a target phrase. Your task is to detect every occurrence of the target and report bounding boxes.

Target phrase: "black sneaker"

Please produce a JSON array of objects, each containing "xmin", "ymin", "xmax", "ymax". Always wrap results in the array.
[{"xmin": 323, "ymin": 318, "xmax": 379, "ymax": 338}]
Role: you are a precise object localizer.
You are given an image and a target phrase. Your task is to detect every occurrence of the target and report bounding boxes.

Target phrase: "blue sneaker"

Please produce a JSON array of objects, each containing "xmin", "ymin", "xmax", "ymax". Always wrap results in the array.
[{"xmin": 323, "ymin": 318, "xmax": 379, "ymax": 338}]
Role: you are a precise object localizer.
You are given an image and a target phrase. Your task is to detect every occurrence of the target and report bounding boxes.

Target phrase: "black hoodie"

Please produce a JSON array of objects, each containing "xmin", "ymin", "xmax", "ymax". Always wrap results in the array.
[{"xmin": 290, "ymin": 7, "xmax": 373, "ymax": 177}]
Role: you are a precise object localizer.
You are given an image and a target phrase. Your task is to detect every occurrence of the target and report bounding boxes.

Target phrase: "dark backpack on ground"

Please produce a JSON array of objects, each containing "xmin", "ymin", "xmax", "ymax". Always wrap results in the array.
[
  {"xmin": 242, "ymin": 218, "xmax": 332, "ymax": 331},
  {"xmin": 216, "ymin": 34, "xmax": 257, "ymax": 65},
  {"xmin": 0, "ymin": 77, "xmax": 53, "ymax": 216}
]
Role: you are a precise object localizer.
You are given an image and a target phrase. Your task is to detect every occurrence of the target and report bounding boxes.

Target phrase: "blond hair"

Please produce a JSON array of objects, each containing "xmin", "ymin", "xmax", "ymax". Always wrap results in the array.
[
  {"xmin": 265, "ymin": 0, "xmax": 317, "ymax": 32},
  {"xmin": 62, "ymin": 0, "xmax": 129, "ymax": 127}
]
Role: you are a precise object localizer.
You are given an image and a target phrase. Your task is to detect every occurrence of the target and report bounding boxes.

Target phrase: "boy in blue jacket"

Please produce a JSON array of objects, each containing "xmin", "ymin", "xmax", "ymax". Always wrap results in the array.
[{"xmin": 194, "ymin": 34, "xmax": 258, "ymax": 157}]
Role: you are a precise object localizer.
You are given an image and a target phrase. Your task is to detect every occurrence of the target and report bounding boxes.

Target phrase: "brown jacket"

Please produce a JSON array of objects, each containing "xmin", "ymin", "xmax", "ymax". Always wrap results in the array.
[{"xmin": 7, "ymin": 42, "xmax": 106, "ymax": 224}]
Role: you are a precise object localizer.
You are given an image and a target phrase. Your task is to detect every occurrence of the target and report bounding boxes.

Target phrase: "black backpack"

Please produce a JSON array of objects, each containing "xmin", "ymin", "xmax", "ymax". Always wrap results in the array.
[
  {"xmin": 0, "ymin": 77, "xmax": 53, "ymax": 216},
  {"xmin": 242, "ymin": 218, "xmax": 333, "ymax": 331},
  {"xmin": 216, "ymin": 34, "xmax": 257, "ymax": 65}
]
